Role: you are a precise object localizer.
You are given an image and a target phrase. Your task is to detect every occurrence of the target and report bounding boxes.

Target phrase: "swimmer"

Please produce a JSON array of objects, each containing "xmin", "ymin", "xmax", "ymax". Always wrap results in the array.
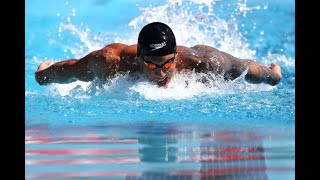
[{"xmin": 35, "ymin": 22, "xmax": 282, "ymax": 87}]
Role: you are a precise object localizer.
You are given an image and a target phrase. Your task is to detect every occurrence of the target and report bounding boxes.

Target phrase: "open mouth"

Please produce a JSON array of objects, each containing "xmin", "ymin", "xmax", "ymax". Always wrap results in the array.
[{"xmin": 157, "ymin": 77, "xmax": 168, "ymax": 86}]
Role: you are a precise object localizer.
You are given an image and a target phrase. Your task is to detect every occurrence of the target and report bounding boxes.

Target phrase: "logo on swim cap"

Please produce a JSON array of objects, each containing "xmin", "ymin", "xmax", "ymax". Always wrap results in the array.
[
  {"xmin": 149, "ymin": 42, "xmax": 166, "ymax": 51},
  {"xmin": 137, "ymin": 22, "xmax": 176, "ymax": 56}
]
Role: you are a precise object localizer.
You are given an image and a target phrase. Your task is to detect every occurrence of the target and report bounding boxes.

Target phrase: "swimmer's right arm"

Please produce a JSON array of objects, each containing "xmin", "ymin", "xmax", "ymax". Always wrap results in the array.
[{"xmin": 35, "ymin": 43, "xmax": 129, "ymax": 85}]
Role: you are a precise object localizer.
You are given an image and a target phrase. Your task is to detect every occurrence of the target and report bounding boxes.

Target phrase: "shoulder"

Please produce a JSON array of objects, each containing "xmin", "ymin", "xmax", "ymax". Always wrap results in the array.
[
  {"xmin": 175, "ymin": 46, "xmax": 202, "ymax": 71},
  {"xmin": 175, "ymin": 44, "xmax": 228, "ymax": 72},
  {"xmin": 177, "ymin": 45, "xmax": 219, "ymax": 56},
  {"xmin": 176, "ymin": 45, "xmax": 197, "ymax": 58},
  {"xmin": 176, "ymin": 45, "xmax": 218, "ymax": 59},
  {"xmin": 97, "ymin": 43, "xmax": 137, "ymax": 60},
  {"xmin": 190, "ymin": 45, "xmax": 220, "ymax": 54},
  {"xmin": 101, "ymin": 43, "xmax": 129, "ymax": 54},
  {"xmin": 121, "ymin": 44, "xmax": 138, "ymax": 56},
  {"xmin": 101, "ymin": 43, "xmax": 137, "ymax": 56},
  {"xmin": 103, "ymin": 43, "xmax": 129, "ymax": 49}
]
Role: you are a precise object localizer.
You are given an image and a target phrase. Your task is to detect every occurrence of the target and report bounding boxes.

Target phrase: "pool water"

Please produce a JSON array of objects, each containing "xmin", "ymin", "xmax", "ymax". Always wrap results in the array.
[{"xmin": 25, "ymin": 0, "xmax": 295, "ymax": 179}]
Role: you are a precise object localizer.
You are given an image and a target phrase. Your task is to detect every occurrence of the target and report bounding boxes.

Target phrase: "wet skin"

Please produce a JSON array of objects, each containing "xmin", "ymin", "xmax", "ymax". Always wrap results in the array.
[{"xmin": 35, "ymin": 43, "xmax": 282, "ymax": 86}]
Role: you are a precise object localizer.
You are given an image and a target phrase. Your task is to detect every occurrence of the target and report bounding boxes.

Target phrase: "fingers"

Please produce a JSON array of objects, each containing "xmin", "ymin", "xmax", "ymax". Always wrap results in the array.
[
  {"xmin": 36, "ymin": 60, "xmax": 53, "ymax": 72},
  {"xmin": 44, "ymin": 60, "xmax": 53, "ymax": 65},
  {"xmin": 269, "ymin": 62, "xmax": 279, "ymax": 70},
  {"xmin": 270, "ymin": 62, "xmax": 282, "ymax": 79}
]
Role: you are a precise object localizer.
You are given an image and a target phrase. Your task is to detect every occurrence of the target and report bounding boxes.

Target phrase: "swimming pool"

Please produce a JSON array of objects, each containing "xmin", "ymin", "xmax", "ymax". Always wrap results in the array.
[{"xmin": 25, "ymin": 0, "xmax": 295, "ymax": 179}]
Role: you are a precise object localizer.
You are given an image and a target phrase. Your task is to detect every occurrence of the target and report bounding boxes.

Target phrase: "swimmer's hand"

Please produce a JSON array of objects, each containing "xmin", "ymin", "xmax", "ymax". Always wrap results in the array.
[
  {"xmin": 269, "ymin": 62, "xmax": 282, "ymax": 81},
  {"xmin": 36, "ymin": 60, "xmax": 54, "ymax": 72}
]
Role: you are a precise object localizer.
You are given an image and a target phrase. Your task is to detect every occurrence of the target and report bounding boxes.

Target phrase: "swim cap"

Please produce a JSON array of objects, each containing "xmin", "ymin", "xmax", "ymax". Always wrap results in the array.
[{"xmin": 137, "ymin": 22, "xmax": 176, "ymax": 56}]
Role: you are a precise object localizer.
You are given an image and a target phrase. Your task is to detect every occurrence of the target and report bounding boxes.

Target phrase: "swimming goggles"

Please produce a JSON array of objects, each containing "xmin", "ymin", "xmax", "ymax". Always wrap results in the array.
[{"xmin": 142, "ymin": 54, "xmax": 176, "ymax": 70}]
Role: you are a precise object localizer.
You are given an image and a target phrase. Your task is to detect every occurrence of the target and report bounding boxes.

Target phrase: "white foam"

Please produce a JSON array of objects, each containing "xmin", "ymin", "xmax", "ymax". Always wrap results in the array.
[
  {"xmin": 127, "ymin": 0, "xmax": 257, "ymax": 59},
  {"xmin": 45, "ymin": 71, "xmax": 274, "ymax": 101},
  {"xmin": 47, "ymin": 81, "xmax": 92, "ymax": 97},
  {"xmin": 131, "ymin": 72, "xmax": 274, "ymax": 100},
  {"xmin": 25, "ymin": 91, "xmax": 38, "ymax": 96}
]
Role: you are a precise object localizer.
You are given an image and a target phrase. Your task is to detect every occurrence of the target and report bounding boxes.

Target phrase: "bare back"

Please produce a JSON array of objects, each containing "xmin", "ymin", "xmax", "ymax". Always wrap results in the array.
[
  {"xmin": 93, "ymin": 43, "xmax": 235, "ymax": 74},
  {"xmin": 174, "ymin": 45, "xmax": 240, "ymax": 76},
  {"xmin": 117, "ymin": 44, "xmax": 241, "ymax": 76}
]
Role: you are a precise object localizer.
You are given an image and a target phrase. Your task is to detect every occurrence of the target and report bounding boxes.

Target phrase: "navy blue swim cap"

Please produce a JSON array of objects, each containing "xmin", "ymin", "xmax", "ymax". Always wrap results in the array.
[{"xmin": 137, "ymin": 22, "xmax": 176, "ymax": 56}]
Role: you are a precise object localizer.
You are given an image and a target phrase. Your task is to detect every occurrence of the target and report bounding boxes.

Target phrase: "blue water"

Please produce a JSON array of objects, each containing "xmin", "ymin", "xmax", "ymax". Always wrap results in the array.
[{"xmin": 26, "ymin": 0, "xmax": 295, "ymax": 179}]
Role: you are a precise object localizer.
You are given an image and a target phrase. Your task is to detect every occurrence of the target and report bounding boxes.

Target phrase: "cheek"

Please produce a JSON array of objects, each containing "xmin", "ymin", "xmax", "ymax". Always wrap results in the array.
[
  {"xmin": 143, "ymin": 68, "xmax": 155, "ymax": 79},
  {"xmin": 169, "ymin": 69, "xmax": 175, "ymax": 76},
  {"xmin": 166, "ymin": 66, "xmax": 176, "ymax": 76}
]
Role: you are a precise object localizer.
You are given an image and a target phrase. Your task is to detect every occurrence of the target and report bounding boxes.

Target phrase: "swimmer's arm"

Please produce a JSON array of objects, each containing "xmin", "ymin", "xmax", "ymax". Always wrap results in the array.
[
  {"xmin": 35, "ymin": 43, "xmax": 129, "ymax": 85},
  {"xmin": 230, "ymin": 59, "xmax": 282, "ymax": 86},
  {"xmin": 35, "ymin": 53, "xmax": 96, "ymax": 85},
  {"xmin": 192, "ymin": 47, "xmax": 282, "ymax": 86}
]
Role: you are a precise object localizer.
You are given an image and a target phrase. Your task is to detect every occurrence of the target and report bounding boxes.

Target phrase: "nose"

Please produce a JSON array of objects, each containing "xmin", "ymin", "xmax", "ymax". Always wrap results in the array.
[{"xmin": 154, "ymin": 67, "xmax": 166, "ymax": 77}]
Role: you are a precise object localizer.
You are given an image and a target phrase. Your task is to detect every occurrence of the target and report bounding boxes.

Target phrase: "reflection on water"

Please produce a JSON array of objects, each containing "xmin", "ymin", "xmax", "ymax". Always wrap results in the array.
[
  {"xmin": 25, "ymin": 123, "xmax": 294, "ymax": 179},
  {"xmin": 198, "ymin": 132, "xmax": 268, "ymax": 179}
]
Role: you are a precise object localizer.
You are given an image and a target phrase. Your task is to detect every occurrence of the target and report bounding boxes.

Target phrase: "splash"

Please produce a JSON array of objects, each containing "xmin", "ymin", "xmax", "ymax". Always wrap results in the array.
[
  {"xmin": 40, "ymin": 0, "xmax": 287, "ymax": 100},
  {"xmin": 51, "ymin": 0, "xmax": 293, "ymax": 63},
  {"xmin": 46, "ymin": 71, "xmax": 274, "ymax": 101},
  {"xmin": 54, "ymin": 0, "xmax": 259, "ymax": 59},
  {"xmin": 47, "ymin": 81, "xmax": 92, "ymax": 98},
  {"xmin": 128, "ymin": 0, "xmax": 257, "ymax": 58},
  {"xmin": 130, "ymin": 71, "xmax": 274, "ymax": 100}
]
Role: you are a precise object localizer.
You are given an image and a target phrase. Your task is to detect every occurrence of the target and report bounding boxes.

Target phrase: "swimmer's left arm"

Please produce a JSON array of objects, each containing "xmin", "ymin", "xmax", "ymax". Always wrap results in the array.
[
  {"xmin": 203, "ymin": 48, "xmax": 282, "ymax": 86},
  {"xmin": 186, "ymin": 47, "xmax": 282, "ymax": 86},
  {"xmin": 233, "ymin": 59, "xmax": 282, "ymax": 86}
]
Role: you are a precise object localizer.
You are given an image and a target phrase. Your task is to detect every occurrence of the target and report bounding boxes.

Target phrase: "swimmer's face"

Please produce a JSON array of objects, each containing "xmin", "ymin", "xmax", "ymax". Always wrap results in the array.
[{"xmin": 139, "ymin": 53, "xmax": 177, "ymax": 87}]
